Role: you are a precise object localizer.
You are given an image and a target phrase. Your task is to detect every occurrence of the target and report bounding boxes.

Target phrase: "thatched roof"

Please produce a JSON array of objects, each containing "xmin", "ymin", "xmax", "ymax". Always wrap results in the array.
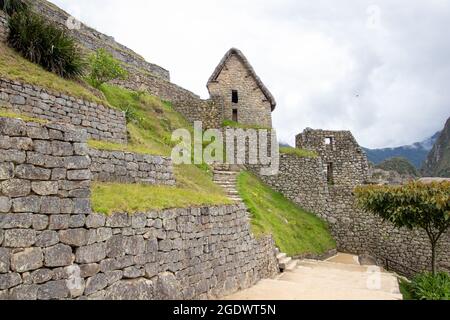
[{"xmin": 207, "ymin": 48, "xmax": 277, "ymax": 111}]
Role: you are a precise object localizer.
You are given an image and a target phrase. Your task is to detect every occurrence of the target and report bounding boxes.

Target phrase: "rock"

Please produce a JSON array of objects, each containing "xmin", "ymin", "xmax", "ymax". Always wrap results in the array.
[
  {"xmin": 105, "ymin": 270, "xmax": 123, "ymax": 285},
  {"xmin": 106, "ymin": 213, "xmax": 130, "ymax": 228},
  {"xmin": 31, "ymin": 269, "xmax": 53, "ymax": 284},
  {"xmin": 123, "ymin": 266, "xmax": 144, "ymax": 279},
  {"xmin": 15, "ymin": 164, "xmax": 51, "ymax": 180},
  {"xmin": 59, "ymin": 229, "xmax": 87, "ymax": 247},
  {"xmin": 75, "ymin": 243, "xmax": 107, "ymax": 263},
  {"xmin": 44, "ymin": 244, "xmax": 74, "ymax": 267},
  {"xmin": 51, "ymin": 141, "xmax": 73, "ymax": 156},
  {"xmin": 65, "ymin": 265, "xmax": 85, "ymax": 298},
  {"xmin": 0, "ymin": 213, "xmax": 32, "ymax": 229},
  {"xmin": 0, "ymin": 197, "xmax": 11, "ymax": 213},
  {"xmin": 48, "ymin": 215, "xmax": 70, "ymax": 230},
  {"xmin": 104, "ymin": 279, "xmax": 154, "ymax": 300},
  {"xmin": 106, "ymin": 235, "xmax": 126, "ymax": 258},
  {"xmin": 73, "ymin": 198, "xmax": 91, "ymax": 214},
  {"xmin": 67, "ymin": 170, "xmax": 91, "ymax": 181},
  {"xmin": 79, "ymin": 263, "xmax": 100, "ymax": 278},
  {"xmin": 144, "ymin": 263, "xmax": 159, "ymax": 279},
  {"xmin": 69, "ymin": 215, "xmax": 85, "ymax": 228},
  {"xmin": 41, "ymin": 197, "xmax": 61, "ymax": 215},
  {"xmin": 155, "ymin": 272, "xmax": 181, "ymax": 300},
  {"xmin": 35, "ymin": 230, "xmax": 59, "ymax": 247},
  {"xmin": 359, "ymin": 254, "xmax": 378, "ymax": 266},
  {"xmin": 0, "ymin": 273, "xmax": 22, "ymax": 290},
  {"xmin": 32, "ymin": 215, "xmax": 49, "ymax": 231},
  {"xmin": 1, "ymin": 179, "xmax": 31, "ymax": 197},
  {"xmin": 125, "ymin": 236, "xmax": 146, "ymax": 256},
  {"xmin": 31, "ymin": 181, "xmax": 59, "ymax": 195},
  {"xmin": 37, "ymin": 280, "xmax": 69, "ymax": 300},
  {"xmin": 85, "ymin": 214, "xmax": 106, "ymax": 228},
  {"xmin": 0, "ymin": 162, "xmax": 14, "ymax": 180},
  {"xmin": 11, "ymin": 248, "xmax": 43, "ymax": 272},
  {"xmin": 9, "ymin": 284, "xmax": 38, "ymax": 300},
  {"xmin": 0, "ymin": 248, "xmax": 10, "ymax": 273},
  {"xmin": 64, "ymin": 156, "xmax": 91, "ymax": 169},
  {"xmin": 3, "ymin": 229, "xmax": 36, "ymax": 247},
  {"xmin": 85, "ymin": 273, "xmax": 108, "ymax": 295},
  {"xmin": 12, "ymin": 196, "xmax": 41, "ymax": 213}
]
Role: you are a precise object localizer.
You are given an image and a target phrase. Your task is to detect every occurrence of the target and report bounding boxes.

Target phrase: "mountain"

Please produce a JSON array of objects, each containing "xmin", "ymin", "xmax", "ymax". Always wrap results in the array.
[
  {"xmin": 363, "ymin": 131, "xmax": 440, "ymax": 168},
  {"xmin": 421, "ymin": 117, "xmax": 450, "ymax": 178},
  {"xmin": 375, "ymin": 157, "xmax": 420, "ymax": 176}
]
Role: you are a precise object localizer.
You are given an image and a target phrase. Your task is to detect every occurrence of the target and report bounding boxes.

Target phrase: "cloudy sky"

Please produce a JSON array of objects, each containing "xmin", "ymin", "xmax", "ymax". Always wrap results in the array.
[{"xmin": 51, "ymin": 0, "xmax": 450, "ymax": 148}]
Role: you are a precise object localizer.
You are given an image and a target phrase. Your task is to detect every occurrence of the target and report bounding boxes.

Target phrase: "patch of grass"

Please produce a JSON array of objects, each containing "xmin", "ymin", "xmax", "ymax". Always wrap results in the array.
[
  {"xmin": 237, "ymin": 171, "xmax": 336, "ymax": 256},
  {"xmin": 399, "ymin": 279, "xmax": 415, "ymax": 300},
  {"xmin": 0, "ymin": 108, "xmax": 48, "ymax": 123},
  {"xmin": 222, "ymin": 119, "xmax": 271, "ymax": 130},
  {"xmin": 0, "ymin": 42, "xmax": 108, "ymax": 106},
  {"xmin": 280, "ymin": 146, "xmax": 317, "ymax": 158},
  {"xmin": 88, "ymin": 139, "xmax": 155, "ymax": 156},
  {"xmin": 91, "ymin": 182, "xmax": 231, "ymax": 215}
]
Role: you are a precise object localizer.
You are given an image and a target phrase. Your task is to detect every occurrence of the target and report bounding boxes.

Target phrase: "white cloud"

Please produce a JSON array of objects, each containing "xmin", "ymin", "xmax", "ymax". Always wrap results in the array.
[{"xmin": 51, "ymin": 0, "xmax": 450, "ymax": 148}]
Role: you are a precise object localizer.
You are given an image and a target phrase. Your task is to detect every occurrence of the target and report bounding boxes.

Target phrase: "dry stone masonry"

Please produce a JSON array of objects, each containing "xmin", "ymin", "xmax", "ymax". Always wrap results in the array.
[
  {"xmin": 89, "ymin": 149, "xmax": 175, "ymax": 185},
  {"xmin": 0, "ymin": 10, "xmax": 7, "ymax": 42},
  {"xmin": 0, "ymin": 117, "xmax": 278, "ymax": 300},
  {"xmin": 0, "ymin": 79, "xmax": 127, "ymax": 144}
]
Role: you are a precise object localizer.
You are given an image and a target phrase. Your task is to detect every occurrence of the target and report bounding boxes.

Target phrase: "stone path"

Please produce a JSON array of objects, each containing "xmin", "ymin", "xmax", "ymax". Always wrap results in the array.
[
  {"xmin": 213, "ymin": 164, "xmax": 242, "ymax": 201},
  {"xmin": 224, "ymin": 253, "xmax": 403, "ymax": 300}
]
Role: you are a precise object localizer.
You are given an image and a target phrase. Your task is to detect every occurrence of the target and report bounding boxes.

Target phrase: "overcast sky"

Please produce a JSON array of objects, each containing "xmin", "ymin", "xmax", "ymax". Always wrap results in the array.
[{"xmin": 51, "ymin": 0, "xmax": 450, "ymax": 148}]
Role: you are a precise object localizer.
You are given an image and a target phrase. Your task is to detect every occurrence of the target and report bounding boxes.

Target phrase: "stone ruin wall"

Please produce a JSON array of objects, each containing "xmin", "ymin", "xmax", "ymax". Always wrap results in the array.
[
  {"xmin": 0, "ymin": 79, "xmax": 127, "ymax": 144},
  {"xmin": 0, "ymin": 117, "xmax": 278, "ymax": 300},
  {"xmin": 249, "ymin": 129, "xmax": 449, "ymax": 276},
  {"xmin": 88, "ymin": 148, "xmax": 175, "ymax": 186}
]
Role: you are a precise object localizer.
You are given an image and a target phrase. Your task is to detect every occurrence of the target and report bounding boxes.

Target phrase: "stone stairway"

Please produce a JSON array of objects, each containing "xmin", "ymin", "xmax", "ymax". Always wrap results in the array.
[
  {"xmin": 212, "ymin": 164, "xmax": 242, "ymax": 201},
  {"xmin": 225, "ymin": 253, "xmax": 403, "ymax": 300},
  {"xmin": 275, "ymin": 248, "xmax": 298, "ymax": 272}
]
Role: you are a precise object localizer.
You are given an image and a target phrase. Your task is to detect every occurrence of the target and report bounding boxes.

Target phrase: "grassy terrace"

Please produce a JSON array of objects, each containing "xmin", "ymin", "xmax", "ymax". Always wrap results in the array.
[
  {"xmin": 238, "ymin": 171, "xmax": 336, "ymax": 256},
  {"xmin": 0, "ymin": 109, "xmax": 48, "ymax": 123},
  {"xmin": 279, "ymin": 146, "xmax": 317, "ymax": 158},
  {"xmin": 0, "ymin": 43, "xmax": 108, "ymax": 106}
]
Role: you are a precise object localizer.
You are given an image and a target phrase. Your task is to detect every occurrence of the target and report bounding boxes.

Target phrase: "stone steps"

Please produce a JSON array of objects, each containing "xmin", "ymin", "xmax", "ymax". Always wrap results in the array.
[{"xmin": 212, "ymin": 165, "xmax": 242, "ymax": 202}]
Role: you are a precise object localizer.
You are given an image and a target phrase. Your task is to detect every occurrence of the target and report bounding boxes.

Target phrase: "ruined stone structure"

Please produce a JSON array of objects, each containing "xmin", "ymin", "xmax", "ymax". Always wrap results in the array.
[
  {"xmin": 0, "ymin": 10, "xmax": 7, "ymax": 42},
  {"xmin": 0, "ymin": 79, "xmax": 127, "ymax": 144},
  {"xmin": 0, "ymin": 117, "xmax": 278, "ymax": 300},
  {"xmin": 250, "ymin": 129, "xmax": 450, "ymax": 276},
  {"xmin": 207, "ymin": 48, "xmax": 276, "ymax": 128}
]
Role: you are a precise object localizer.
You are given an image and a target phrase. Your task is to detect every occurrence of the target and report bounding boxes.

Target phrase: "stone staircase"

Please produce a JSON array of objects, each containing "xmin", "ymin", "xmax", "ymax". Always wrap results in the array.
[
  {"xmin": 225, "ymin": 253, "xmax": 403, "ymax": 300},
  {"xmin": 275, "ymin": 248, "xmax": 298, "ymax": 272},
  {"xmin": 212, "ymin": 164, "xmax": 242, "ymax": 201}
]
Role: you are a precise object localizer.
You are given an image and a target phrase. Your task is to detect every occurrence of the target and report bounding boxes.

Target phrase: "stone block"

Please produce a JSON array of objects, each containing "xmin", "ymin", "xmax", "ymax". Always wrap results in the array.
[
  {"xmin": 37, "ymin": 280, "xmax": 69, "ymax": 300},
  {"xmin": 0, "ymin": 273, "xmax": 22, "ymax": 290},
  {"xmin": 31, "ymin": 181, "xmax": 59, "ymax": 195},
  {"xmin": 3, "ymin": 229, "xmax": 36, "ymax": 247},
  {"xmin": 1, "ymin": 179, "xmax": 31, "ymax": 197},
  {"xmin": 0, "ymin": 213, "xmax": 32, "ymax": 229},
  {"xmin": 44, "ymin": 244, "xmax": 74, "ymax": 267},
  {"xmin": 59, "ymin": 229, "xmax": 88, "ymax": 247},
  {"xmin": 11, "ymin": 248, "xmax": 43, "ymax": 272},
  {"xmin": 35, "ymin": 230, "xmax": 59, "ymax": 247},
  {"xmin": 75, "ymin": 243, "xmax": 107, "ymax": 264},
  {"xmin": 0, "ymin": 162, "xmax": 14, "ymax": 180}
]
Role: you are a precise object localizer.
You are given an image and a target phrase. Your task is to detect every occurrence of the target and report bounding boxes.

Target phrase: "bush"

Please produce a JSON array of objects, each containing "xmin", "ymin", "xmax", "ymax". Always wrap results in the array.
[
  {"xmin": 411, "ymin": 272, "xmax": 450, "ymax": 300},
  {"xmin": 87, "ymin": 48, "xmax": 128, "ymax": 88},
  {"xmin": 0, "ymin": 0, "xmax": 28, "ymax": 16},
  {"xmin": 7, "ymin": 11, "xmax": 85, "ymax": 78}
]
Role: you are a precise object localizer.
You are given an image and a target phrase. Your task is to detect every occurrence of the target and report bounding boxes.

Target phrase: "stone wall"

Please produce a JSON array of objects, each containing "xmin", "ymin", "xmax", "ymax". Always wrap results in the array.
[
  {"xmin": 0, "ymin": 78, "xmax": 127, "ymax": 144},
  {"xmin": 89, "ymin": 148, "xmax": 175, "ymax": 185},
  {"xmin": 249, "ymin": 129, "xmax": 449, "ymax": 276},
  {"xmin": 0, "ymin": 10, "xmax": 7, "ymax": 43},
  {"xmin": 31, "ymin": 0, "xmax": 170, "ymax": 81}
]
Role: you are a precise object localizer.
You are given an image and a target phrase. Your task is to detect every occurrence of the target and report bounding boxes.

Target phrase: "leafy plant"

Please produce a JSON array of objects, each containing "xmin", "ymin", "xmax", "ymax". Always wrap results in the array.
[
  {"xmin": 355, "ymin": 181, "xmax": 450, "ymax": 274},
  {"xmin": 87, "ymin": 48, "xmax": 128, "ymax": 88},
  {"xmin": 410, "ymin": 272, "xmax": 450, "ymax": 300},
  {"xmin": 7, "ymin": 10, "xmax": 85, "ymax": 78},
  {"xmin": 0, "ymin": 0, "xmax": 28, "ymax": 16}
]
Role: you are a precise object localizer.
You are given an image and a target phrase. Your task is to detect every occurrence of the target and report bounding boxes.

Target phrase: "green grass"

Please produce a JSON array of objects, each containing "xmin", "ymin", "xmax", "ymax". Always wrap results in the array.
[
  {"xmin": 399, "ymin": 279, "xmax": 415, "ymax": 300},
  {"xmin": 0, "ymin": 42, "xmax": 108, "ymax": 106},
  {"xmin": 237, "ymin": 171, "xmax": 336, "ymax": 256},
  {"xmin": 92, "ymin": 182, "xmax": 231, "ymax": 215},
  {"xmin": 280, "ymin": 146, "xmax": 317, "ymax": 158},
  {"xmin": 0, "ymin": 108, "xmax": 48, "ymax": 123}
]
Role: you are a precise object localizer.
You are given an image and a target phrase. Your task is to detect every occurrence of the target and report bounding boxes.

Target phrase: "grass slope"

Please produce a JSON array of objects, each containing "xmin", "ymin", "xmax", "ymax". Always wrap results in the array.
[
  {"xmin": 238, "ymin": 171, "xmax": 336, "ymax": 256},
  {"xmin": 0, "ymin": 42, "xmax": 107, "ymax": 106}
]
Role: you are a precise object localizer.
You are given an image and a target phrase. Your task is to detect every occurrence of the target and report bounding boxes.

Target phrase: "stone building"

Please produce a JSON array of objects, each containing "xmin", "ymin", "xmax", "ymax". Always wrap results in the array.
[
  {"xmin": 296, "ymin": 128, "xmax": 370, "ymax": 186},
  {"xmin": 207, "ymin": 48, "xmax": 276, "ymax": 128}
]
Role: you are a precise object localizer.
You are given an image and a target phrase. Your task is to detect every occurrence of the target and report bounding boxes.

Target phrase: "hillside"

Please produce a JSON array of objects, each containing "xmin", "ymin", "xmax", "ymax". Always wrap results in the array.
[
  {"xmin": 363, "ymin": 132, "xmax": 440, "ymax": 168},
  {"xmin": 422, "ymin": 117, "xmax": 450, "ymax": 177},
  {"xmin": 375, "ymin": 157, "xmax": 420, "ymax": 177}
]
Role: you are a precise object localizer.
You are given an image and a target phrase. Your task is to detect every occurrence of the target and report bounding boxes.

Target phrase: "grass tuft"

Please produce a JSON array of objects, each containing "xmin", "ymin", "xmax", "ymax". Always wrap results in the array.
[{"xmin": 237, "ymin": 171, "xmax": 336, "ymax": 256}]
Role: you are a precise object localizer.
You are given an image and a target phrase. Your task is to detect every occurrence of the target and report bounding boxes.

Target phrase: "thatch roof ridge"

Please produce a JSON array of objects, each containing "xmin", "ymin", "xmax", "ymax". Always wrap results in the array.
[{"xmin": 207, "ymin": 48, "xmax": 276, "ymax": 111}]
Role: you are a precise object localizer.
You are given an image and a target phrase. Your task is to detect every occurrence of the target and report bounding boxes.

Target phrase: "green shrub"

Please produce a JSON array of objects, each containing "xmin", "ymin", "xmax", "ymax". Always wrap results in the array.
[
  {"xmin": 411, "ymin": 272, "xmax": 450, "ymax": 300},
  {"xmin": 87, "ymin": 48, "xmax": 128, "ymax": 88},
  {"xmin": 0, "ymin": 0, "xmax": 28, "ymax": 16},
  {"xmin": 7, "ymin": 11, "xmax": 85, "ymax": 78}
]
